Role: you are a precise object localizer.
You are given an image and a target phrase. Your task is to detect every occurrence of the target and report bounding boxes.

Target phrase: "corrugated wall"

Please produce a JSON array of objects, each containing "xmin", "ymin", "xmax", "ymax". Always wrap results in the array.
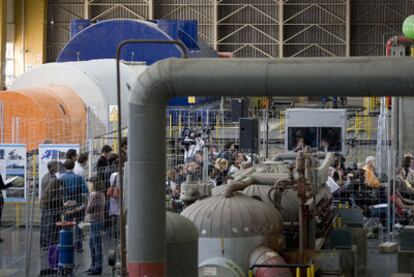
[
  {"xmin": 47, "ymin": 0, "xmax": 413, "ymax": 60},
  {"xmin": 351, "ymin": 0, "xmax": 414, "ymax": 56},
  {"xmin": 217, "ymin": 1, "xmax": 280, "ymax": 58},
  {"xmin": 283, "ymin": 0, "xmax": 348, "ymax": 57},
  {"xmin": 47, "ymin": 1, "xmax": 84, "ymax": 62},
  {"xmin": 154, "ymin": 0, "xmax": 216, "ymax": 48}
]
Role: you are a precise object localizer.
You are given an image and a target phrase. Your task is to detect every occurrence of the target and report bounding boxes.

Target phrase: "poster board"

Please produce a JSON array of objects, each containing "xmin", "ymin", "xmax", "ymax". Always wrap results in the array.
[
  {"xmin": 38, "ymin": 144, "xmax": 80, "ymax": 198},
  {"xmin": 0, "ymin": 144, "xmax": 27, "ymax": 202}
]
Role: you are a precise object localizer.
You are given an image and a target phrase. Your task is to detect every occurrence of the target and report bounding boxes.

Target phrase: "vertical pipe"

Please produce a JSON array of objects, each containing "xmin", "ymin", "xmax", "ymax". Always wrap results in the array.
[
  {"xmin": 118, "ymin": 40, "xmax": 188, "ymax": 277},
  {"xmin": 296, "ymin": 267, "xmax": 300, "ymax": 277},
  {"xmin": 213, "ymin": 0, "xmax": 218, "ymax": 50},
  {"xmin": 11, "ymin": 116, "xmax": 14, "ymax": 143},
  {"xmin": 128, "ymin": 102, "xmax": 166, "ymax": 276},
  {"xmin": 87, "ymin": 107, "xmax": 93, "ymax": 178},
  {"xmin": 398, "ymin": 97, "xmax": 404, "ymax": 166},
  {"xmin": 16, "ymin": 116, "xmax": 19, "ymax": 143},
  {"xmin": 299, "ymin": 203, "xmax": 304, "ymax": 262},
  {"xmin": 84, "ymin": 0, "xmax": 90, "ymax": 20},
  {"xmin": 278, "ymin": 0, "xmax": 284, "ymax": 58},
  {"xmin": 391, "ymin": 97, "xmax": 398, "ymax": 239},
  {"xmin": 345, "ymin": 0, "xmax": 351, "ymax": 57},
  {"xmin": 169, "ymin": 113, "xmax": 172, "ymax": 138},
  {"xmin": 148, "ymin": 0, "xmax": 154, "ymax": 20}
]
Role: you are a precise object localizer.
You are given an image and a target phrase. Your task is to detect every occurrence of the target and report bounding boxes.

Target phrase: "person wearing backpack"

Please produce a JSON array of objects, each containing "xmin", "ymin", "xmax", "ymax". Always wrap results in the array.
[{"xmin": 108, "ymin": 171, "xmax": 120, "ymax": 243}]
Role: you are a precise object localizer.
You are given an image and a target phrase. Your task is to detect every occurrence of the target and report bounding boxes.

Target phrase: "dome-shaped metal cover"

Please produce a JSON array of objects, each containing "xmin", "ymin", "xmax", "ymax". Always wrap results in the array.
[
  {"xmin": 243, "ymin": 185, "xmax": 274, "ymax": 204},
  {"xmin": 166, "ymin": 211, "xmax": 198, "ymax": 243},
  {"xmin": 212, "ymin": 184, "xmax": 229, "ymax": 196},
  {"xmin": 181, "ymin": 193, "xmax": 283, "ymax": 238},
  {"xmin": 243, "ymin": 186, "xmax": 300, "ymax": 222}
]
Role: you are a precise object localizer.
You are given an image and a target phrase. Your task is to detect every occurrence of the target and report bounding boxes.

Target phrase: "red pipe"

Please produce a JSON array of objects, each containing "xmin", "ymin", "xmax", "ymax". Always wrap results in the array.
[
  {"xmin": 385, "ymin": 36, "xmax": 412, "ymax": 57},
  {"xmin": 385, "ymin": 35, "xmax": 413, "ymax": 109},
  {"xmin": 128, "ymin": 262, "xmax": 165, "ymax": 277}
]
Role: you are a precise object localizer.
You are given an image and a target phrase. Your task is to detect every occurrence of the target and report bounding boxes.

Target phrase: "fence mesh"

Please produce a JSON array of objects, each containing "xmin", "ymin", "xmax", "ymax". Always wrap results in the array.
[{"xmin": 2, "ymin": 96, "xmax": 412, "ymax": 275}]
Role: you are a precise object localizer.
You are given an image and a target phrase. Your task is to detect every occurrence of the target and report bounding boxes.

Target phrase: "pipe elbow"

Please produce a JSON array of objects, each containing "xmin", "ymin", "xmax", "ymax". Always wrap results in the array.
[{"xmin": 129, "ymin": 58, "xmax": 177, "ymax": 106}]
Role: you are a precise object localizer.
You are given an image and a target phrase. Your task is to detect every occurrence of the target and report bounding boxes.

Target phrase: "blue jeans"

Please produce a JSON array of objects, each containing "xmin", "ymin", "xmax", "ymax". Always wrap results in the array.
[{"xmin": 89, "ymin": 222, "xmax": 103, "ymax": 273}]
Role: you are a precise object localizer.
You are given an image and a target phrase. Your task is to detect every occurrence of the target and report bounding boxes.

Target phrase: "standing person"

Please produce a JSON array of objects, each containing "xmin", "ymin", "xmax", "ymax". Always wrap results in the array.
[
  {"xmin": 108, "ymin": 171, "xmax": 120, "ymax": 244},
  {"xmin": 66, "ymin": 149, "xmax": 79, "ymax": 162},
  {"xmin": 39, "ymin": 179, "xmax": 65, "ymax": 275},
  {"xmin": 96, "ymin": 145, "xmax": 113, "ymax": 186},
  {"xmin": 0, "ymin": 174, "xmax": 11, "ymax": 242},
  {"xmin": 86, "ymin": 177, "xmax": 106, "ymax": 275},
  {"xmin": 60, "ymin": 160, "xmax": 88, "ymax": 252},
  {"xmin": 120, "ymin": 137, "xmax": 128, "ymax": 164},
  {"xmin": 57, "ymin": 149, "xmax": 79, "ymax": 176},
  {"xmin": 97, "ymin": 145, "xmax": 112, "ymax": 171},
  {"xmin": 40, "ymin": 160, "xmax": 58, "ymax": 197},
  {"xmin": 74, "ymin": 153, "xmax": 88, "ymax": 180}
]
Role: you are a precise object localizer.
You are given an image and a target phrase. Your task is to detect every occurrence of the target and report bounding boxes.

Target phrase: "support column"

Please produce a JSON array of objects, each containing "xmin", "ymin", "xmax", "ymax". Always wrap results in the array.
[
  {"xmin": 14, "ymin": 0, "xmax": 47, "ymax": 77},
  {"xmin": 345, "ymin": 0, "xmax": 351, "ymax": 57},
  {"xmin": 148, "ymin": 0, "xmax": 154, "ymax": 20},
  {"xmin": 213, "ymin": 0, "xmax": 218, "ymax": 50},
  {"xmin": 84, "ymin": 0, "xmax": 90, "ymax": 19},
  {"xmin": 278, "ymin": 0, "xmax": 284, "ymax": 58},
  {"xmin": 0, "ymin": 0, "xmax": 6, "ymax": 89}
]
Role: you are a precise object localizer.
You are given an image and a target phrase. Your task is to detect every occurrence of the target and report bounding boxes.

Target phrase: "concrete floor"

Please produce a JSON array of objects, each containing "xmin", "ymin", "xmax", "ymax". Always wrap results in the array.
[
  {"xmin": 0, "ymin": 226, "xmax": 401, "ymax": 277},
  {"xmin": 0, "ymin": 226, "xmax": 116, "ymax": 277}
]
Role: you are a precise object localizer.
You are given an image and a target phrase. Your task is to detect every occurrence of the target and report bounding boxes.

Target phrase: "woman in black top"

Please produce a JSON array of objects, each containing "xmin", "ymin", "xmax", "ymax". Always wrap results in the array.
[{"xmin": 0, "ymin": 174, "xmax": 11, "ymax": 242}]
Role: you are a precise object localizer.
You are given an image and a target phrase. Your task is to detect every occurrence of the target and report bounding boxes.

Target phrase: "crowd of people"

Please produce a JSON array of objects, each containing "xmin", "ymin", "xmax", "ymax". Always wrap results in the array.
[
  {"xmin": 38, "ymin": 138, "xmax": 127, "ymax": 276},
  {"xmin": 2, "ymin": 126, "xmax": 414, "ymax": 275},
  {"xmin": 324, "ymin": 152, "xmax": 414, "ymax": 227},
  {"xmin": 166, "ymin": 134, "xmax": 253, "ymax": 207}
]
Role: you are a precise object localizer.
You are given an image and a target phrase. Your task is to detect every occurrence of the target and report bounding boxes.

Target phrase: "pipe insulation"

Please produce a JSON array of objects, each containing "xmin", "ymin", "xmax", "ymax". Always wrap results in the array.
[{"xmin": 127, "ymin": 57, "xmax": 414, "ymax": 276}]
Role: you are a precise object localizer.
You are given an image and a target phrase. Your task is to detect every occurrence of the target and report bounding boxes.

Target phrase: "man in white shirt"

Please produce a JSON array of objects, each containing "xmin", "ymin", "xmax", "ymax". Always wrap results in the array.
[{"xmin": 74, "ymin": 153, "xmax": 88, "ymax": 179}]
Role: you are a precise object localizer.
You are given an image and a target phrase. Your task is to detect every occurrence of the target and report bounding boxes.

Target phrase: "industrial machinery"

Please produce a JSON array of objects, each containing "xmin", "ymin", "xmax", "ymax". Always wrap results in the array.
[
  {"xmin": 179, "ymin": 149, "xmax": 363, "ymax": 276},
  {"xmin": 0, "ymin": 19, "xmax": 219, "ymax": 149}
]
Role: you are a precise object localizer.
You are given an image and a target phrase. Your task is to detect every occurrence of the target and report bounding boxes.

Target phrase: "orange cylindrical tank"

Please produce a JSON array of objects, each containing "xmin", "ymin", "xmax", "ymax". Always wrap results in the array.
[{"xmin": 0, "ymin": 86, "xmax": 86, "ymax": 150}]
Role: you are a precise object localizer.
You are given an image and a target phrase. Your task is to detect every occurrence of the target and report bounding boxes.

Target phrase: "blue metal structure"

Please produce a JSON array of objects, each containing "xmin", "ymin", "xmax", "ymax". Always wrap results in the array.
[
  {"xmin": 58, "ymin": 223, "xmax": 75, "ymax": 274},
  {"xmin": 57, "ymin": 19, "xmax": 219, "ymax": 106}
]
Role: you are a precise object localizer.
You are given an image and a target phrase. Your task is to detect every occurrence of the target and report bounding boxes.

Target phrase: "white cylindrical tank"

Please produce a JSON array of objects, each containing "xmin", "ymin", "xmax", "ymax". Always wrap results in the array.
[
  {"xmin": 11, "ymin": 59, "xmax": 146, "ymax": 128},
  {"xmin": 199, "ymin": 257, "xmax": 245, "ymax": 277},
  {"xmin": 181, "ymin": 193, "xmax": 283, "ymax": 272}
]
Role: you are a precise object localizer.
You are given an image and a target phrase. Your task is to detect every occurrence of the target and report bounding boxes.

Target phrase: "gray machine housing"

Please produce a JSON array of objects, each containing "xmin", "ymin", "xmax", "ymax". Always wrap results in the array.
[{"xmin": 285, "ymin": 108, "xmax": 346, "ymax": 154}]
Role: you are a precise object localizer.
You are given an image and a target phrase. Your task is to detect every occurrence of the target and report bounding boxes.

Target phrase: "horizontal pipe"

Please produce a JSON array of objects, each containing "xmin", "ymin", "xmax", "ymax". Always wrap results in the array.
[
  {"xmin": 224, "ymin": 173, "xmax": 290, "ymax": 198},
  {"xmin": 128, "ymin": 57, "xmax": 414, "ymax": 277},
  {"xmin": 250, "ymin": 264, "xmax": 312, "ymax": 269}
]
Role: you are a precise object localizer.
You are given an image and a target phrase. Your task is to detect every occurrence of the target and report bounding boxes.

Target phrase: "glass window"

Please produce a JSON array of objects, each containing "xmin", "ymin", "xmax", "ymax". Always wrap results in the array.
[
  {"xmin": 320, "ymin": 127, "xmax": 342, "ymax": 152},
  {"xmin": 287, "ymin": 127, "xmax": 317, "ymax": 151},
  {"xmin": 5, "ymin": 42, "xmax": 15, "ymax": 88},
  {"xmin": 287, "ymin": 127, "xmax": 343, "ymax": 152}
]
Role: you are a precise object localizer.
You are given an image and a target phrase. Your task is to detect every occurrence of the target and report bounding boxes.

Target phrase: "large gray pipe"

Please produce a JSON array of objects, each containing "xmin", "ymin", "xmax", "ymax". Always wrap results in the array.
[{"xmin": 127, "ymin": 57, "xmax": 414, "ymax": 276}]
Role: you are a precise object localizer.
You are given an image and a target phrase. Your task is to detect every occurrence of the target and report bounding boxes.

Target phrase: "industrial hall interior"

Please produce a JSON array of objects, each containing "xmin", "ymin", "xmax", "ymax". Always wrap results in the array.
[{"xmin": 5, "ymin": 1, "xmax": 414, "ymax": 277}]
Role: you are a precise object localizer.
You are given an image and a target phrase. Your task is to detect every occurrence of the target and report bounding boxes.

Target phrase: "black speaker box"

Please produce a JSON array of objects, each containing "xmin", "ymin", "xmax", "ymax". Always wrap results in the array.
[
  {"xmin": 239, "ymin": 118, "xmax": 259, "ymax": 153},
  {"xmin": 231, "ymin": 98, "xmax": 248, "ymax": 122}
]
